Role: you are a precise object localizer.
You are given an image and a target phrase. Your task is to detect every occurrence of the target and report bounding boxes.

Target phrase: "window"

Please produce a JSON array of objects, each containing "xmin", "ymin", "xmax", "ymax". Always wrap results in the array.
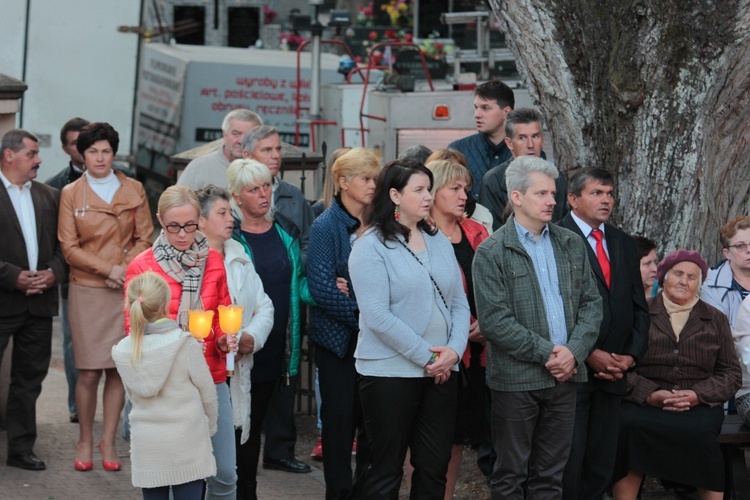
[
  {"xmin": 173, "ymin": 6, "xmax": 206, "ymax": 45},
  {"xmin": 227, "ymin": 7, "xmax": 260, "ymax": 48}
]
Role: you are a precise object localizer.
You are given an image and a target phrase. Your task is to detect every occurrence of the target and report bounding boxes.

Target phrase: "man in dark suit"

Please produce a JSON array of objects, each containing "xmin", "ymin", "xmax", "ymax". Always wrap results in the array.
[
  {"xmin": 559, "ymin": 167, "xmax": 649, "ymax": 499},
  {"xmin": 0, "ymin": 129, "xmax": 66, "ymax": 470}
]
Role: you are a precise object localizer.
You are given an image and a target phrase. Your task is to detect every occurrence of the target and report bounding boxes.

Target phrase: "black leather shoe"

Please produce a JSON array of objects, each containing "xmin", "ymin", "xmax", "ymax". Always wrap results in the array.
[
  {"xmin": 7, "ymin": 451, "xmax": 46, "ymax": 471},
  {"xmin": 262, "ymin": 457, "xmax": 311, "ymax": 473}
]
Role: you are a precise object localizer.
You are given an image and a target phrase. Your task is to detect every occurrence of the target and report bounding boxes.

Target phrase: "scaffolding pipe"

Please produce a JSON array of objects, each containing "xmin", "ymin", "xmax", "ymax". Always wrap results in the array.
[{"xmin": 310, "ymin": 33, "xmax": 322, "ymax": 119}]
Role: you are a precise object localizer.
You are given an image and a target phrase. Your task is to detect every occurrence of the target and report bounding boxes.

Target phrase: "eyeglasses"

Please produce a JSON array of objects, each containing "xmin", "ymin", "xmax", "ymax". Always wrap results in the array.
[
  {"xmin": 164, "ymin": 223, "xmax": 199, "ymax": 234},
  {"xmin": 727, "ymin": 243, "xmax": 750, "ymax": 252}
]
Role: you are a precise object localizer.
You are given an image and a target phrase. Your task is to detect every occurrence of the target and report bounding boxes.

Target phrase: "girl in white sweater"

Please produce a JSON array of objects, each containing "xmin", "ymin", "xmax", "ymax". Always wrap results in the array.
[{"xmin": 112, "ymin": 272, "xmax": 218, "ymax": 500}]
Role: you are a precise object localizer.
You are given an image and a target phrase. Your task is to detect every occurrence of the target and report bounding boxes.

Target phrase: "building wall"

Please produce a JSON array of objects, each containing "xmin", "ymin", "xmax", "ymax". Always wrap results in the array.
[{"xmin": 0, "ymin": 0, "xmax": 141, "ymax": 181}]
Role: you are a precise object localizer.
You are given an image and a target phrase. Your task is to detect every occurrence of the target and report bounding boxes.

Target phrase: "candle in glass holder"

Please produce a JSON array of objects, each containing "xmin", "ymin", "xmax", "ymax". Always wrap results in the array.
[
  {"xmin": 188, "ymin": 309, "xmax": 214, "ymax": 339},
  {"xmin": 218, "ymin": 305, "xmax": 244, "ymax": 334},
  {"xmin": 218, "ymin": 305, "xmax": 244, "ymax": 376}
]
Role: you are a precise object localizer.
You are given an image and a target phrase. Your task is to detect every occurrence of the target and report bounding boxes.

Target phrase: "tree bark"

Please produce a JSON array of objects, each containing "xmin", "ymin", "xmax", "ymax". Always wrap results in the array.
[{"xmin": 488, "ymin": 0, "xmax": 750, "ymax": 263}]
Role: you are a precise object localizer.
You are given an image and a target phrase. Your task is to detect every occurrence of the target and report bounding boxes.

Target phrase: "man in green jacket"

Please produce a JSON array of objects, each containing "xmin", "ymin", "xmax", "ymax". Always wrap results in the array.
[{"xmin": 473, "ymin": 155, "xmax": 601, "ymax": 499}]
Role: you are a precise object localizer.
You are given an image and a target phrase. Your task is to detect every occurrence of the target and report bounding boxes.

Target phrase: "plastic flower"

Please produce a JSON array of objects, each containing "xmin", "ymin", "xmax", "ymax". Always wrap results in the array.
[
  {"xmin": 263, "ymin": 5, "xmax": 277, "ymax": 25},
  {"xmin": 357, "ymin": 1, "xmax": 376, "ymax": 26},
  {"xmin": 281, "ymin": 32, "xmax": 306, "ymax": 49},
  {"xmin": 380, "ymin": 0, "xmax": 413, "ymax": 28}
]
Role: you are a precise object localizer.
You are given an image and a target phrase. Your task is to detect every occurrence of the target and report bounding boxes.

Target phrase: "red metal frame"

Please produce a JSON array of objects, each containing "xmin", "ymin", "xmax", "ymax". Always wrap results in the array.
[
  {"xmin": 358, "ymin": 41, "xmax": 435, "ymax": 147},
  {"xmin": 338, "ymin": 126, "xmax": 371, "ymax": 148},
  {"xmin": 294, "ymin": 39, "xmax": 436, "ymax": 150}
]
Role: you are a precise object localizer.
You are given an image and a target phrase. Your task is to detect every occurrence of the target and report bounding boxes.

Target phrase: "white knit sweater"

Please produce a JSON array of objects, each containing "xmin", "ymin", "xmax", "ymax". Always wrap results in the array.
[{"xmin": 112, "ymin": 320, "xmax": 218, "ymax": 488}]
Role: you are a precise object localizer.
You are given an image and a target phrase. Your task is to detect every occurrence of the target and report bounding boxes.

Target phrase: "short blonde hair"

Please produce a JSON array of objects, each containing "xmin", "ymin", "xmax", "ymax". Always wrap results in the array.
[
  {"xmin": 319, "ymin": 147, "xmax": 352, "ymax": 208},
  {"xmin": 425, "ymin": 159, "xmax": 473, "ymax": 194},
  {"xmin": 227, "ymin": 158, "xmax": 274, "ymax": 222},
  {"xmin": 332, "ymin": 148, "xmax": 381, "ymax": 196},
  {"xmin": 157, "ymin": 185, "xmax": 200, "ymax": 218},
  {"xmin": 125, "ymin": 272, "xmax": 171, "ymax": 366},
  {"xmin": 425, "ymin": 148, "xmax": 468, "ymax": 168}
]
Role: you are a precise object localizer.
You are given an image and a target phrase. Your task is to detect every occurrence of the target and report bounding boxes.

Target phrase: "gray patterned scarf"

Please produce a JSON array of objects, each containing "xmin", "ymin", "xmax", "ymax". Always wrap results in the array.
[{"xmin": 152, "ymin": 230, "xmax": 210, "ymax": 330}]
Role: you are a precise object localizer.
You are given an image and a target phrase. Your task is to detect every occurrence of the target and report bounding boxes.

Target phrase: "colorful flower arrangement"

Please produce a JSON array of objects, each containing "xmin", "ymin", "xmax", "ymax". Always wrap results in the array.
[
  {"xmin": 356, "ymin": 1, "xmax": 376, "ymax": 27},
  {"xmin": 381, "ymin": 0, "xmax": 413, "ymax": 28},
  {"xmin": 356, "ymin": 0, "xmax": 413, "ymax": 28},
  {"xmin": 280, "ymin": 32, "xmax": 306, "ymax": 50},
  {"xmin": 263, "ymin": 5, "xmax": 277, "ymax": 25},
  {"xmin": 359, "ymin": 29, "xmax": 453, "ymax": 64},
  {"xmin": 419, "ymin": 38, "xmax": 453, "ymax": 60}
]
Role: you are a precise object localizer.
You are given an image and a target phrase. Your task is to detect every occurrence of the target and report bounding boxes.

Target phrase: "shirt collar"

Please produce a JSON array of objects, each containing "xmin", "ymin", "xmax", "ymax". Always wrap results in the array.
[
  {"xmin": 731, "ymin": 278, "xmax": 750, "ymax": 296},
  {"xmin": 481, "ymin": 133, "xmax": 508, "ymax": 155},
  {"xmin": 513, "ymin": 218, "xmax": 549, "ymax": 243},
  {"xmin": 0, "ymin": 169, "xmax": 32, "ymax": 191},
  {"xmin": 570, "ymin": 211, "xmax": 604, "ymax": 238}
]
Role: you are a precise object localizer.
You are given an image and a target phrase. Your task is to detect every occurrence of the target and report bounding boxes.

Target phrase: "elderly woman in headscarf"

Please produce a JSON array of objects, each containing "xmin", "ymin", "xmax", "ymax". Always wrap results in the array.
[{"xmin": 612, "ymin": 250, "xmax": 742, "ymax": 500}]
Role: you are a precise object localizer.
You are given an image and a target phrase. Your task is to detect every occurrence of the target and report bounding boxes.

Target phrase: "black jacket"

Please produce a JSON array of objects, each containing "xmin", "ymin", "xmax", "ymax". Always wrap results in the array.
[
  {"xmin": 559, "ymin": 214, "xmax": 650, "ymax": 394},
  {"xmin": 0, "ymin": 181, "xmax": 66, "ymax": 317}
]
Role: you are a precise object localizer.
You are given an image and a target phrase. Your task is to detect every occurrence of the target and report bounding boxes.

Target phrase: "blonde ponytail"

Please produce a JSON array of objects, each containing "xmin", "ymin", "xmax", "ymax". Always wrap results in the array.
[{"xmin": 125, "ymin": 272, "xmax": 172, "ymax": 366}]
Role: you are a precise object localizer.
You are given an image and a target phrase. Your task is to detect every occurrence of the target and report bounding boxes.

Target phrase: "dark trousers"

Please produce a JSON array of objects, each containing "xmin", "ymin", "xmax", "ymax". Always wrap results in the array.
[
  {"xmin": 317, "ymin": 338, "xmax": 370, "ymax": 499},
  {"xmin": 476, "ymin": 386, "xmax": 496, "ymax": 477},
  {"xmin": 141, "ymin": 479, "xmax": 203, "ymax": 500},
  {"xmin": 236, "ymin": 379, "xmax": 276, "ymax": 500},
  {"xmin": 262, "ymin": 374, "xmax": 299, "ymax": 461},
  {"xmin": 562, "ymin": 389, "xmax": 622, "ymax": 500},
  {"xmin": 490, "ymin": 383, "xmax": 577, "ymax": 500},
  {"xmin": 0, "ymin": 312, "xmax": 52, "ymax": 455},
  {"xmin": 359, "ymin": 374, "xmax": 457, "ymax": 500}
]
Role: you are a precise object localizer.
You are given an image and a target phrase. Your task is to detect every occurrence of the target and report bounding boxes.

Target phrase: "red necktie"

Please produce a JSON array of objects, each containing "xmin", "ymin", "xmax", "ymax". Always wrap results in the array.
[{"xmin": 590, "ymin": 229, "xmax": 611, "ymax": 288}]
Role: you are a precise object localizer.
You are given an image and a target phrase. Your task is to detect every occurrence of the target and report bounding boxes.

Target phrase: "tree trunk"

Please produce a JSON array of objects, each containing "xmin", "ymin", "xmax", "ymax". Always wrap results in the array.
[{"xmin": 488, "ymin": 0, "xmax": 750, "ymax": 263}]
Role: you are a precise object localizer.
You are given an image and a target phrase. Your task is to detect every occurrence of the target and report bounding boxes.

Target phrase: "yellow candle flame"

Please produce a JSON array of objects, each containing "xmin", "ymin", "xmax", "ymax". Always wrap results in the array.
[
  {"xmin": 218, "ymin": 305, "xmax": 244, "ymax": 334},
  {"xmin": 188, "ymin": 309, "xmax": 214, "ymax": 339}
]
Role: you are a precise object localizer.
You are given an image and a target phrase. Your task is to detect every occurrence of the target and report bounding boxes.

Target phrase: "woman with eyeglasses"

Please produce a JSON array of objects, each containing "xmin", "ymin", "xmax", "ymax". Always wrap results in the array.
[
  {"xmin": 124, "ymin": 185, "xmax": 237, "ymax": 498},
  {"xmin": 58, "ymin": 122, "xmax": 153, "ymax": 472},
  {"xmin": 701, "ymin": 216, "xmax": 750, "ymax": 327}
]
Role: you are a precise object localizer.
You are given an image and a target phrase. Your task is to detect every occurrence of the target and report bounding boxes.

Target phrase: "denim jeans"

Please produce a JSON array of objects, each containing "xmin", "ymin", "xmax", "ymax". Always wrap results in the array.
[
  {"xmin": 61, "ymin": 296, "xmax": 78, "ymax": 415},
  {"xmin": 205, "ymin": 381, "xmax": 237, "ymax": 499},
  {"xmin": 142, "ymin": 479, "xmax": 203, "ymax": 500}
]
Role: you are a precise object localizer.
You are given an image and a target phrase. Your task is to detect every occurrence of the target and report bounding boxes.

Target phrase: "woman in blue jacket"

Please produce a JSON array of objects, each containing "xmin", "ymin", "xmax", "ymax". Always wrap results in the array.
[{"xmin": 307, "ymin": 148, "xmax": 380, "ymax": 499}]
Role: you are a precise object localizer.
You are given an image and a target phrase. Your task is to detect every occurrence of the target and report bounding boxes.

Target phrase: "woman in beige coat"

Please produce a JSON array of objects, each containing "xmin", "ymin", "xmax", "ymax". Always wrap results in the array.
[{"xmin": 58, "ymin": 122, "xmax": 153, "ymax": 471}]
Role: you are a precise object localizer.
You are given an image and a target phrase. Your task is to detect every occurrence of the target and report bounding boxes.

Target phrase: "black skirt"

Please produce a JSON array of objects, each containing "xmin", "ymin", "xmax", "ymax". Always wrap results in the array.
[{"xmin": 614, "ymin": 401, "xmax": 725, "ymax": 492}]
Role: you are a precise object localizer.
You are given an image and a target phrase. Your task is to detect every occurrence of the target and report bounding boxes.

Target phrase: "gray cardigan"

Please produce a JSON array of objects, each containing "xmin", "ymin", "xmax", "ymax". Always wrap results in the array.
[{"xmin": 348, "ymin": 228, "xmax": 470, "ymax": 368}]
